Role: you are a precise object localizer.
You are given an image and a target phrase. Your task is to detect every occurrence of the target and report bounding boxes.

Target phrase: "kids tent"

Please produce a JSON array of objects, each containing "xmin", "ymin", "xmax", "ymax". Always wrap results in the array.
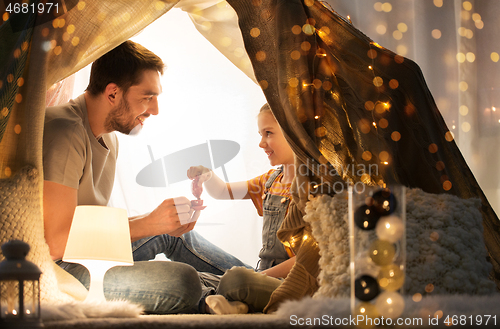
[{"xmin": 0, "ymin": 0, "xmax": 499, "ymax": 311}]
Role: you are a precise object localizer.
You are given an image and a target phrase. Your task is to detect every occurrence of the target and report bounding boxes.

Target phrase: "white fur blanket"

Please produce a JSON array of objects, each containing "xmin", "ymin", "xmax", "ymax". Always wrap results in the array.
[
  {"xmin": 304, "ymin": 188, "xmax": 495, "ymax": 299},
  {"xmin": 277, "ymin": 295, "xmax": 500, "ymax": 328}
]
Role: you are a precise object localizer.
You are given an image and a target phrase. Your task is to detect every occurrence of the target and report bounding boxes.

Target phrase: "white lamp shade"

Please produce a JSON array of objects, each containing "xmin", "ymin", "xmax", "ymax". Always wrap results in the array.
[{"xmin": 63, "ymin": 206, "xmax": 133, "ymax": 265}]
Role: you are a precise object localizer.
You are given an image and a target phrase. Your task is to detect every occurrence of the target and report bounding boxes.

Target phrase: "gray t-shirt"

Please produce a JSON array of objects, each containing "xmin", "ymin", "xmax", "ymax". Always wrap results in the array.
[{"xmin": 43, "ymin": 94, "xmax": 118, "ymax": 206}]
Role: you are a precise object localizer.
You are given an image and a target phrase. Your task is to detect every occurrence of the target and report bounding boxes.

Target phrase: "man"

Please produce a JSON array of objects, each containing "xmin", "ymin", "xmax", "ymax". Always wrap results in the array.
[{"xmin": 43, "ymin": 40, "xmax": 247, "ymax": 313}]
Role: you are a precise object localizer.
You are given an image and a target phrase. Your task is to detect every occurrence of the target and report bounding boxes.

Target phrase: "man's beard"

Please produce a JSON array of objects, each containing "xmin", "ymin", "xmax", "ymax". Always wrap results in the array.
[{"xmin": 104, "ymin": 96, "xmax": 138, "ymax": 135}]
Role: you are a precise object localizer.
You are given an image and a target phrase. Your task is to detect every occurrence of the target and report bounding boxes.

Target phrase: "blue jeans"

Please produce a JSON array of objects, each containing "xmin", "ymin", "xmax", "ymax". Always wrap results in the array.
[
  {"xmin": 59, "ymin": 230, "xmax": 251, "ymax": 314},
  {"xmin": 58, "ymin": 260, "xmax": 201, "ymax": 314},
  {"xmin": 132, "ymin": 231, "xmax": 251, "ymax": 274}
]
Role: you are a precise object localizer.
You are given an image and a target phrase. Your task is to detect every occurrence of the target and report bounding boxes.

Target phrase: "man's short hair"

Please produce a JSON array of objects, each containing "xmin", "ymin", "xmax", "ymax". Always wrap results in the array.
[{"xmin": 86, "ymin": 40, "xmax": 165, "ymax": 96}]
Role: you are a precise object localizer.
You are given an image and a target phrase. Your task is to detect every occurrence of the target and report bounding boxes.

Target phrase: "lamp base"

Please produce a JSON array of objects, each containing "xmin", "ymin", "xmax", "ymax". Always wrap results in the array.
[
  {"xmin": 84, "ymin": 263, "xmax": 113, "ymax": 303},
  {"xmin": 61, "ymin": 260, "xmax": 133, "ymax": 303}
]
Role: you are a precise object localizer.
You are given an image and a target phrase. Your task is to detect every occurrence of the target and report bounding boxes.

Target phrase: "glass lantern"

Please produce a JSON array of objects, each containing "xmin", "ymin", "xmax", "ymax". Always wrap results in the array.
[
  {"xmin": 0, "ymin": 240, "xmax": 43, "ymax": 328},
  {"xmin": 349, "ymin": 184, "xmax": 406, "ymax": 322}
]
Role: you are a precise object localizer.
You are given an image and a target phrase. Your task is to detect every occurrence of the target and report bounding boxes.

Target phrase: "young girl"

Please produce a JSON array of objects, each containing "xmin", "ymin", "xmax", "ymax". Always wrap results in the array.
[{"xmin": 187, "ymin": 103, "xmax": 296, "ymax": 314}]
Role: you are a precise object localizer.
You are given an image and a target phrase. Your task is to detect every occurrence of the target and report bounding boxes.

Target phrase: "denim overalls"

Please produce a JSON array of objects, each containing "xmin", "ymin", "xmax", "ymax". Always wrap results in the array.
[{"xmin": 257, "ymin": 167, "xmax": 291, "ymax": 271}]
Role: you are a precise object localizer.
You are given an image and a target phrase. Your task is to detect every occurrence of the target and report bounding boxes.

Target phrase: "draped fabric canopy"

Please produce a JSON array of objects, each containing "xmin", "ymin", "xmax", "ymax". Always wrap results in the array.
[
  {"xmin": 228, "ymin": 0, "xmax": 500, "ymax": 301},
  {"xmin": 0, "ymin": 0, "xmax": 178, "ymax": 179},
  {"xmin": 0, "ymin": 0, "xmax": 499, "ymax": 308}
]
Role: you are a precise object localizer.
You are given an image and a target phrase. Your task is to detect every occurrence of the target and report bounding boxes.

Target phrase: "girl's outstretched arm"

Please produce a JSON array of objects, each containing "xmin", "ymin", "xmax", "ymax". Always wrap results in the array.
[{"xmin": 187, "ymin": 165, "xmax": 250, "ymax": 200}]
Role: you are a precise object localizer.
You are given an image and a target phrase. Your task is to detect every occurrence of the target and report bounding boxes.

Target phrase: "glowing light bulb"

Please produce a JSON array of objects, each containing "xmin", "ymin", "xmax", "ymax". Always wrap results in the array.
[
  {"xmin": 369, "ymin": 240, "xmax": 395, "ymax": 265},
  {"xmin": 378, "ymin": 263, "xmax": 405, "ymax": 291},
  {"xmin": 354, "ymin": 302, "xmax": 379, "ymax": 328},
  {"xmin": 375, "ymin": 215, "xmax": 404, "ymax": 242},
  {"xmin": 375, "ymin": 291, "xmax": 404, "ymax": 318}
]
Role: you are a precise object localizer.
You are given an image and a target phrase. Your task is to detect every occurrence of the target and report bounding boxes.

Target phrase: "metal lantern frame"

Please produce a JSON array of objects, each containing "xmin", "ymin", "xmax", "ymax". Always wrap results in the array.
[{"xmin": 0, "ymin": 240, "xmax": 43, "ymax": 328}]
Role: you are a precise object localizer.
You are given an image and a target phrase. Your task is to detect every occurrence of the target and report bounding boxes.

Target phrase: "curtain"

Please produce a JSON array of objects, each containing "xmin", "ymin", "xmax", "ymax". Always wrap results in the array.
[{"xmin": 323, "ymin": 0, "xmax": 500, "ymax": 218}]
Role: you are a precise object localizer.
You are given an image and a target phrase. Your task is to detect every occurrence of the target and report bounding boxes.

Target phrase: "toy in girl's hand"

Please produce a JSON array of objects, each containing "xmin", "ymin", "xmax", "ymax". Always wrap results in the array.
[
  {"xmin": 192, "ymin": 175, "xmax": 203, "ymax": 199},
  {"xmin": 191, "ymin": 176, "xmax": 207, "ymax": 210}
]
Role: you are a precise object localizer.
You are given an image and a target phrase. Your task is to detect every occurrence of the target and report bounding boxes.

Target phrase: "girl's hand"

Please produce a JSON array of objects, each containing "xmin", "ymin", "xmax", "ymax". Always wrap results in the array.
[{"xmin": 187, "ymin": 165, "xmax": 212, "ymax": 185}]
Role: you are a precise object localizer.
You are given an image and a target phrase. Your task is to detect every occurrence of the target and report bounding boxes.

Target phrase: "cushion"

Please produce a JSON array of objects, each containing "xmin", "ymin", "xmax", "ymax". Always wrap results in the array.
[{"xmin": 304, "ymin": 187, "xmax": 496, "ymax": 299}]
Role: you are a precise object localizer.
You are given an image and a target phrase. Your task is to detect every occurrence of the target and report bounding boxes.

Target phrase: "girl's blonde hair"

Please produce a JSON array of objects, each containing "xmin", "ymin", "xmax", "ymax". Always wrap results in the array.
[{"xmin": 259, "ymin": 103, "xmax": 271, "ymax": 113}]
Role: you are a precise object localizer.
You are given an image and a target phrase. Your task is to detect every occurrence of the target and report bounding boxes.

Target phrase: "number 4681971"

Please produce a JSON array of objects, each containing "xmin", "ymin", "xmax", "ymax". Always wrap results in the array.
[
  {"xmin": 5, "ymin": 2, "xmax": 59, "ymax": 14},
  {"xmin": 443, "ymin": 315, "xmax": 496, "ymax": 326}
]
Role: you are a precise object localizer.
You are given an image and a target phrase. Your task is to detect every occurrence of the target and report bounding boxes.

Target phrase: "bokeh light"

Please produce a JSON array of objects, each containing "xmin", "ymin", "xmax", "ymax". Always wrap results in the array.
[
  {"xmin": 459, "ymin": 105, "xmax": 469, "ymax": 116},
  {"xmin": 463, "ymin": 1, "xmax": 472, "ymax": 11},
  {"xmin": 432, "ymin": 29, "xmax": 442, "ymax": 39},
  {"xmin": 396, "ymin": 45, "xmax": 407, "ymax": 56},
  {"xmin": 391, "ymin": 131, "xmax": 401, "ymax": 141},
  {"xmin": 466, "ymin": 52, "xmax": 475, "ymax": 62},
  {"xmin": 376, "ymin": 24, "xmax": 387, "ymax": 35},
  {"xmin": 250, "ymin": 28, "xmax": 260, "ymax": 38},
  {"xmin": 393, "ymin": 30, "xmax": 402, "ymax": 40}
]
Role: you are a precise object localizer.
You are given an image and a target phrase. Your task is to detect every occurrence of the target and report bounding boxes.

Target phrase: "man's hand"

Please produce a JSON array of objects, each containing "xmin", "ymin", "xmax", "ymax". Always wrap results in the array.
[
  {"xmin": 168, "ymin": 220, "xmax": 197, "ymax": 237},
  {"xmin": 129, "ymin": 197, "xmax": 200, "ymax": 241}
]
